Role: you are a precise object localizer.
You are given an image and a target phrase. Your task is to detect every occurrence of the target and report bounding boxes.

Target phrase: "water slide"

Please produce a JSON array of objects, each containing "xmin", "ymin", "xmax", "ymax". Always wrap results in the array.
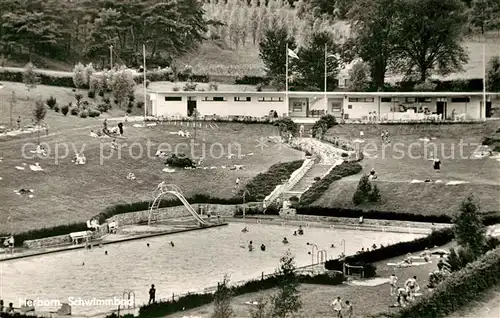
[{"xmin": 149, "ymin": 190, "xmax": 209, "ymax": 226}]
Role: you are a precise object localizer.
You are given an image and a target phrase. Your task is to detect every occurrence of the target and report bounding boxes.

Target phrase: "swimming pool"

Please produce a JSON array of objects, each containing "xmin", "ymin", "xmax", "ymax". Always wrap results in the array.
[{"xmin": 0, "ymin": 223, "xmax": 423, "ymax": 315}]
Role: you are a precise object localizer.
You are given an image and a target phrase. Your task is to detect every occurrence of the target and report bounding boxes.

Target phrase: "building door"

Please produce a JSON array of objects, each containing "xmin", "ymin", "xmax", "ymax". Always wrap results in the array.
[
  {"xmin": 187, "ymin": 100, "xmax": 197, "ymax": 117},
  {"xmin": 486, "ymin": 101, "xmax": 492, "ymax": 118},
  {"xmin": 436, "ymin": 101, "xmax": 447, "ymax": 119}
]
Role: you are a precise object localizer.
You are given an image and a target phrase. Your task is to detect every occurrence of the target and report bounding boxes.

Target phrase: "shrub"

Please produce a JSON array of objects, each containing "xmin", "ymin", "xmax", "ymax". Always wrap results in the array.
[
  {"xmin": 99, "ymin": 90, "xmax": 105, "ymax": 97},
  {"xmin": 183, "ymin": 81, "xmax": 198, "ymax": 91},
  {"xmin": 312, "ymin": 114, "xmax": 337, "ymax": 137},
  {"xmin": 70, "ymin": 107, "xmax": 79, "ymax": 116},
  {"xmin": 173, "ymin": 86, "xmax": 180, "ymax": 91},
  {"xmin": 46, "ymin": 96, "xmax": 57, "ymax": 109},
  {"xmin": 61, "ymin": 105, "xmax": 69, "ymax": 116},
  {"xmin": 128, "ymin": 94, "xmax": 135, "ymax": 102},
  {"xmin": 352, "ymin": 175, "xmax": 381, "ymax": 205},
  {"xmin": 208, "ymin": 82, "xmax": 218, "ymax": 91},
  {"xmin": 341, "ymin": 152, "xmax": 348, "ymax": 157},
  {"xmin": 54, "ymin": 105, "xmax": 60, "ymax": 113},
  {"xmin": 97, "ymin": 103, "xmax": 109, "ymax": 113},
  {"xmin": 88, "ymin": 110, "xmax": 101, "ymax": 118},
  {"xmin": 368, "ymin": 184, "xmax": 381, "ymax": 203},
  {"xmin": 313, "ymin": 176, "xmax": 321, "ymax": 181},
  {"xmin": 165, "ymin": 154, "xmax": 195, "ymax": 168},
  {"xmin": 136, "ymin": 101, "xmax": 144, "ymax": 108},
  {"xmin": 299, "ymin": 162, "xmax": 362, "ymax": 206},
  {"xmin": 241, "ymin": 160, "xmax": 304, "ymax": 201},
  {"xmin": 87, "ymin": 90, "xmax": 95, "ymax": 98},
  {"xmin": 114, "ymin": 99, "xmax": 119, "ymax": 104},
  {"xmin": 392, "ymin": 247, "xmax": 500, "ymax": 318},
  {"xmin": 103, "ymin": 97, "xmax": 111, "ymax": 104},
  {"xmin": 79, "ymin": 110, "xmax": 89, "ymax": 118},
  {"xmin": 274, "ymin": 118, "xmax": 298, "ymax": 136}
]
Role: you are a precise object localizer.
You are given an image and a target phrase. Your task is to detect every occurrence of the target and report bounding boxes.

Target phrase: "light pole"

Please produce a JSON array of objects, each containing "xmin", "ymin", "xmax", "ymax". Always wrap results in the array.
[
  {"xmin": 109, "ymin": 45, "xmax": 113, "ymax": 69},
  {"xmin": 307, "ymin": 242, "xmax": 318, "ymax": 266},
  {"xmin": 242, "ymin": 190, "xmax": 250, "ymax": 219}
]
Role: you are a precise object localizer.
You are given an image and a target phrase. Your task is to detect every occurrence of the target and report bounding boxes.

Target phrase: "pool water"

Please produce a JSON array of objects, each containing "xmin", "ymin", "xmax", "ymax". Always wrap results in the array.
[{"xmin": 0, "ymin": 223, "xmax": 422, "ymax": 315}]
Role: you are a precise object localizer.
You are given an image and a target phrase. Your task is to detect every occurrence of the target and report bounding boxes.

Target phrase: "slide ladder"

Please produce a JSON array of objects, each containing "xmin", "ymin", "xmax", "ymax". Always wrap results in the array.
[{"xmin": 148, "ymin": 184, "xmax": 209, "ymax": 226}]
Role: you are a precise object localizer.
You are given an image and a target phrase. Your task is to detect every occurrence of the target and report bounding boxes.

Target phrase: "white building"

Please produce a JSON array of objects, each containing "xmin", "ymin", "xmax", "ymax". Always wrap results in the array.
[{"xmin": 147, "ymin": 91, "xmax": 498, "ymax": 121}]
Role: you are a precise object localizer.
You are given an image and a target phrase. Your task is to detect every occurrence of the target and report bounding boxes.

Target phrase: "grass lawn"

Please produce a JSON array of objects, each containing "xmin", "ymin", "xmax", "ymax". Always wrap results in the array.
[
  {"xmin": 0, "ymin": 122, "xmax": 303, "ymax": 233},
  {"xmin": 447, "ymin": 283, "xmax": 500, "ymax": 318},
  {"xmin": 163, "ymin": 246, "xmax": 450, "ymax": 318},
  {"xmin": 313, "ymin": 123, "xmax": 500, "ymax": 216}
]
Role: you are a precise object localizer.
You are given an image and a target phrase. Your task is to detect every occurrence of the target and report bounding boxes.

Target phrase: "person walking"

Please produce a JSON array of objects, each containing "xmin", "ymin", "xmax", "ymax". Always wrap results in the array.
[
  {"xmin": 331, "ymin": 296, "xmax": 342, "ymax": 317},
  {"xmin": 345, "ymin": 301, "xmax": 353, "ymax": 318},
  {"xmin": 16, "ymin": 116, "xmax": 21, "ymax": 130},
  {"xmin": 389, "ymin": 273, "xmax": 398, "ymax": 295},
  {"xmin": 148, "ymin": 284, "xmax": 156, "ymax": 304}
]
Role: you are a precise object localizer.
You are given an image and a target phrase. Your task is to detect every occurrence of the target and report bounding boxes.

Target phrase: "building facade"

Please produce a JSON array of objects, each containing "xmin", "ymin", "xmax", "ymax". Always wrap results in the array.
[{"xmin": 148, "ymin": 91, "xmax": 497, "ymax": 121}]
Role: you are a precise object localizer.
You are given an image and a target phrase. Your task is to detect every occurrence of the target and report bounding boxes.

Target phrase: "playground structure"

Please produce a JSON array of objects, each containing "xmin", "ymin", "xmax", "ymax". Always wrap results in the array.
[
  {"xmin": 343, "ymin": 263, "xmax": 365, "ymax": 279},
  {"xmin": 148, "ymin": 183, "xmax": 209, "ymax": 226}
]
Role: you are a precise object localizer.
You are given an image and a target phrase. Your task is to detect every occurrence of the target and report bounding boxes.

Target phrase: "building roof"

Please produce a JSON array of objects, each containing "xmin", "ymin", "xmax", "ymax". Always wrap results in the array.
[{"xmin": 151, "ymin": 90, "xmax": 500, "ymax": 96}]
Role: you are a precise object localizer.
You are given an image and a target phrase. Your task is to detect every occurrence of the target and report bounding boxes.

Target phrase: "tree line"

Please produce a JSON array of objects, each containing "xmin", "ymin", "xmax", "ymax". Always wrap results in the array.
[
  {"xmin": 259, "ymin": 0, "xmax": 500, "ymax": 91},
  {"xmin": 0, "ymin": 0, "xmax": 210, "ymax": 67}
]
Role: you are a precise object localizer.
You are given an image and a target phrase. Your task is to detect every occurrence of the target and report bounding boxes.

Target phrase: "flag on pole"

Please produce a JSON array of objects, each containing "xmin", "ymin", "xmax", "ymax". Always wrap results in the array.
[{"xmin": 287, "ymin": 48, "xmax": 299, "ymax": 59}]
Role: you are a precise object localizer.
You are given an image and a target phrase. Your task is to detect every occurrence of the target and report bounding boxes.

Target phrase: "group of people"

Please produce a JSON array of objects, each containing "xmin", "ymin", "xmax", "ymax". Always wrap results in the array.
[
  {"xmin": 390, "ymin": 274, "xmax": 421, "ymax": 307},
  {"xmin": 381, "ymin": 130, "xmax": 391, "ymax": 143},
  {"xmin": 247, "ymin": 241, "xmax": 267, "ymax": 252},
  {"xmin": 331, "ymin": 297, "xmax": 353, "ymax": 317}
]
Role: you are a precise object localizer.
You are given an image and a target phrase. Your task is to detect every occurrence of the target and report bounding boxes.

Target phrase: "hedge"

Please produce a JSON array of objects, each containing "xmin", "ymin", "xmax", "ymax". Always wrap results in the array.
[
  {"xmin": 299, "ymin": 162, "xmax": 362, "ymax": 206},
  {"xmin": 241, "ymin": 160, "xmax": 305, "ymax": 202},
  {"xmin": 136, "ymin": 271, "xmax": 344, "ymax": 317},
  {"xmin": 0, "ymin": 70, "xmax": 76, "ymax": 88},
  {"xmin": 234, "ymin": 75, "xmax": 268, "ymax": 85},
  {"xmin": 385, "ymin": 246, "xmax": 500, "ymax": 318},
  {"xmin": 297, "ymin": 206, "xmax": 500, "ymax": 225},
  {"xmin": 325, "ymin": 228, "xmax": 454, "ymax": 272}
]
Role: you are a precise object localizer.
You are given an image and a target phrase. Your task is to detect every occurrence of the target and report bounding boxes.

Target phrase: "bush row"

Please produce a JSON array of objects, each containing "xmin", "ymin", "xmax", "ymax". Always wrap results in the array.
[
  {"xmin": 296, "ymin": 206, "xmax": 500, "ymax": 225},
  {"xmin": 136, "ymin": 271, "xmax": 344, "ymax": 318},
  {"xmin": 0, "ymin": 70, "xmax": 75, "ymax": 87},
  {"xmin": 241, "ymin": 160, "xmax": 305, "ymax": 202},
  {"xmin": 389, "ymin": 246, "xmax": 500, "ymax": 318},
  {"xmin": 325, "ymin": 228, "xmax": 454, "ymax": 271},
  {"xmin": 299, "ymin": 162, "xmax": 362, "ymax": 206}
]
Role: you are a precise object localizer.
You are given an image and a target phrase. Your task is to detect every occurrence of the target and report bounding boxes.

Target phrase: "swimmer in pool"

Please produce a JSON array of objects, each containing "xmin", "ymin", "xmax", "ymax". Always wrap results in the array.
[
  {"xmin": 260, "ymin": 244, "xmax": 266, "ymax": 251},
  {"xmin": 283, "ymin": 237, "xmax": 289, "ymax": 244},
  {"xmin": 170, "ymin": 241, "xmax": 175, "ymax": 247},
  {"xmin": 248, "ymin": 241, "xmax": 253, "ymax": 251}
]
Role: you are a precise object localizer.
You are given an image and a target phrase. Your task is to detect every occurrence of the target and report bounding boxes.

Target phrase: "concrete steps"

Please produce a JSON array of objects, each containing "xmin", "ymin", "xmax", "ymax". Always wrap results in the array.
[{"xmin": 290, "ymin": 164, "xmax": 333, "ymax": 193}]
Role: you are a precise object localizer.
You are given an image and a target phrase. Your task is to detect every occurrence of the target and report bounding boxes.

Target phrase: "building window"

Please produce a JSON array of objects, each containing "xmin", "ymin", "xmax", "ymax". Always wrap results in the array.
[
  {"xmin": 258, "ymin": 96, "xmax": 284, "ymax": 102},
  {"xmin": 348, "ymin": 97, "xmax": 374, "ymax": 102},
  {"xmin": 165, "ymin": 96, "xmax": 182, "ymax": 101},
  {"xmin": 417, "ymin": 97, "xmax": 431, "ymax": 103},
  {"xmin": 381, "ymin": 97, "xmax": 392, "ymax": 103},
  {"xmin": 405, "ymin": 97, "xmax": 416, "ymax": 103},
  {"xmin": 451, "ymin": 97, "xmax": 470, "ymax": 103},
  {"xmin": 331, "ymin": 102, "xmax": 342, "ymax": 112},
  {"xmin": 292, "ymin": 102, "xmax": 303, "ymax": 112},
  {"xmin": 234, "ymin": 97, "xmax": 252, "ymax": 102},
  {"xmin": 348, "ymin": 105, "xmax": 352, "ymax": 109},
  {"xmin": 213, "ymin": 96, "xmax": 225, "ymax": 101}
]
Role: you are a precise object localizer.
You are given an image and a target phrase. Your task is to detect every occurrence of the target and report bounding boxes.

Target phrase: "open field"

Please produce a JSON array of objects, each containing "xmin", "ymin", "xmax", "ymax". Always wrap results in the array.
[
  {"xmin": 313, "ymin": 123, "xmax": 500, "ymax": 216},
  {"xmin": 164, "ymin": 245, "xmax": 451, "ymax": 318},
  {"xmin": 0, "ymin": 122, "xmax": 303, "ymax": 233}
]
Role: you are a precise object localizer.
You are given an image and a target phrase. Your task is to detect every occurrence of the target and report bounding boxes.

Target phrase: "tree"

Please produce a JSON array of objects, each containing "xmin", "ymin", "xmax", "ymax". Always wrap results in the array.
[
  {"xmin": 453, "ymin": 195, "xmax": 486, "ymax": 256},
  {"xmin": 348, "ymin": 0, "xmax": 400, "ymax": 89},
  {"xmin": 32, "ymin": 99, "xmax": 47, "ymax": 144},
  {"xmin": 211, "ymin": 274, "xmax": 234, "ymax": 318},
  {"xmin": 469, "ymin": 0, "xmax": 496, "ymax": 34},
  {"xmin": 23, "ymin": 62, "xmax": 40, "ymax": 92},
  {"xmin": 352, "ymin": 175, "xmax": 372, "ymax": 205},
  {"xmin": 347, "ymin": 61, "xmax": 370, "ymax": 91},
  {"xmin": 73, "ymin": 63, "xmax": 86, "ymax": 89},
  {"xmin": 394, "ymin": 0, "xmax": 469, "ymax": 82},
  {"xmin": 294, "ymin": 31, "xmax": 340, "ymax": 91},
  {"xmin": 259, "ymin": 24, "xmax": 296, "ymax": 84},
  {"xmin": 9, "ymin": 91, "xmax": 17, "ymax": 129},
  {"xmin": 270, "ymin": 251, "xmax": 301, "ymax": 317},
  {"xmin": 487, "ymin": 56, "xmax": 500, "ymax": 92},
  {"xmin": 110, "ymin": 67, "xmax": 136, "ymax": 108}
]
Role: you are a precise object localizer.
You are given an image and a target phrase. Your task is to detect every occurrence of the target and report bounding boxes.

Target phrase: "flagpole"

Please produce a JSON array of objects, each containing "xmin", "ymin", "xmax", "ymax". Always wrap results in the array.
[
  {"xmin": 324, "ymin": 44, "xmax": 328, "ymax": 112},
  {"xmin": 482, "ymin": 43, "xmax": 486, "ymax": 120},
  {"xmin": 286, "ymin": 42, "xmax": 289, "ymax": 117},
  {"xmin": 143, "ymin": 44, "xmax": 147, "ymax": 124}
]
